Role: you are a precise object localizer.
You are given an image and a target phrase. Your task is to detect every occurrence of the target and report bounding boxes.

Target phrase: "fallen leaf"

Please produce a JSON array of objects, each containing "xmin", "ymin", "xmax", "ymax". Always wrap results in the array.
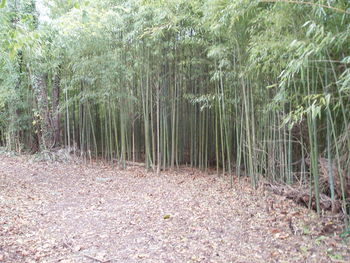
[
  {"xmin": 137, "ymin": 254, "xmax": 148, "ymax": 258},
  {"xmin": 73, "ymin": 245, "xmax": 82, "ymax": 252}
]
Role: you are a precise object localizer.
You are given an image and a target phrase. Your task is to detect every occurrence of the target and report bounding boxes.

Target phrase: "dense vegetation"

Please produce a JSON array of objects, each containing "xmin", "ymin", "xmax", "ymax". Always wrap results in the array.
[{"xmin": 0, "ymin": 0, "xmax": 349, "ymax": 223}]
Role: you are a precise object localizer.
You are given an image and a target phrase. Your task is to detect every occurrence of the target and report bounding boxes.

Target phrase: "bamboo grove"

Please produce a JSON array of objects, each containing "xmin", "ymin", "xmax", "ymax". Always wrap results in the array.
[{"xmin": 0, "ymin": 0, "xmax": 349, "ymax": 222}]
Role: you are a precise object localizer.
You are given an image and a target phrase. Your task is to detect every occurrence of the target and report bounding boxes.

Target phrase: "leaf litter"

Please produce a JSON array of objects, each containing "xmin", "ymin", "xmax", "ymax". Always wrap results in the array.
[{"xmin": 0, "ymin": 154, "xmax": 349, "ymax": 263}]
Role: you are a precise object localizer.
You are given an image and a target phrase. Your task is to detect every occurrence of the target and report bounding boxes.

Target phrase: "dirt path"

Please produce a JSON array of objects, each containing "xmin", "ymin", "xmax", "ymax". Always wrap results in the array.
[{"xmin": 0, "ymin": 154, "xmax": 349, "ymax": 263}]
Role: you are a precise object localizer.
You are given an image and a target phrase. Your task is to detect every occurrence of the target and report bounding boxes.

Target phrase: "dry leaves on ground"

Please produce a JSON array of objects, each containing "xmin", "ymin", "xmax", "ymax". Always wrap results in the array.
[{"xmin": 0, "ymin": 154, "xmax": 349, "ymax": 263}]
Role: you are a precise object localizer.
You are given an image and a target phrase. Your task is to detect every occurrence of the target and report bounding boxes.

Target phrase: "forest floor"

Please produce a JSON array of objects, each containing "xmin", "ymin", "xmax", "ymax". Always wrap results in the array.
[{"xmin": 0, "ymin": 153, "xmax": 349, "ymax": 263}]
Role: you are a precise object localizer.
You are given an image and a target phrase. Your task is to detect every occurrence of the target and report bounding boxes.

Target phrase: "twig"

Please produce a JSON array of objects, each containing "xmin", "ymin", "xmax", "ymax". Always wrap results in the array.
[
  {"xmin": 82, "ymin": 253, "xmax": 113, "ymax": 263},
  {"xmin": 63, "ymin": 239, "xmax": 115, "ymax": 263}
]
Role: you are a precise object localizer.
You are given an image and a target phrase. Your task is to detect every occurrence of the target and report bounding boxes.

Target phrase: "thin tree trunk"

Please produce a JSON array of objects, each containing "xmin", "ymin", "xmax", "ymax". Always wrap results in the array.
[
  {"xmin": 33, "ymin": 74, "xmax": 54, "ymax": 151},
  {"xmin": 52, "ymin": 68, "xmax": 61, "ymax": 147}
]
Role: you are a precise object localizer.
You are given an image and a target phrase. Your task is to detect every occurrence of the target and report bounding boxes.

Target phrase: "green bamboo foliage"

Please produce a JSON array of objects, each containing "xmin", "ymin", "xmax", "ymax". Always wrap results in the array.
[{"xmin": 0, "ymin": 0, "xmax": 349, "ymax": 223}]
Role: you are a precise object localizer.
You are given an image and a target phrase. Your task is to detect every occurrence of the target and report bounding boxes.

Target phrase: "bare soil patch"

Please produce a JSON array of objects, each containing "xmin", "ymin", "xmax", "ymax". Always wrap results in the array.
[{"xmin": 0, "ymin": 154, "xmax": 349, "ymax": 263}]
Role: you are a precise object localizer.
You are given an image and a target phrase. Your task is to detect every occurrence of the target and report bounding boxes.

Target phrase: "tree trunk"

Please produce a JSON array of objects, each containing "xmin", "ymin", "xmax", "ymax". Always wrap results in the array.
[
  {"xmin": 33, "ymin": 74, "xmax": 54, "ymax": 151},
  {"xmin": 52, "ymin": 69, "xmax": 61, "ymax": 147}
]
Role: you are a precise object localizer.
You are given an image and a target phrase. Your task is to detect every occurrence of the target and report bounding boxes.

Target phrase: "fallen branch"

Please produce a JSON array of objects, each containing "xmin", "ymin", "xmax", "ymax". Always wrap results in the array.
[
  {"xmin": 124, "ymin": 161, "xmax": 145, "ymax": 167},
  {"xmin": 264, "ymin": 183, "xmax": 342, "ymax": 213}
]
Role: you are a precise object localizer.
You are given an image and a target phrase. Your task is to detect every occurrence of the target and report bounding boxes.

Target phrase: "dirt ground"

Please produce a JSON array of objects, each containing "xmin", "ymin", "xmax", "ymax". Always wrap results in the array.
[{"xmin": 0, "ymin": 154, "xmax": 349, "ymax": 263}]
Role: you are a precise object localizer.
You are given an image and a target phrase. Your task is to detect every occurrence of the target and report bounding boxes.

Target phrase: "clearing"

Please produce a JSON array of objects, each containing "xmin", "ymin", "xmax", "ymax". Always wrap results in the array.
[{"xmin": 0, "ymin": 154, "xmax": 349, "ymax": 263}]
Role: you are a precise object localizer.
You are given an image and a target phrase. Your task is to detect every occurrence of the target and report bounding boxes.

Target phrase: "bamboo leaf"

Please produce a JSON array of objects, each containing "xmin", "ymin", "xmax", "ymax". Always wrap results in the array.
[{"xmin": 0, "ymin": 0, "xmax": 6, "ymax": 9}]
